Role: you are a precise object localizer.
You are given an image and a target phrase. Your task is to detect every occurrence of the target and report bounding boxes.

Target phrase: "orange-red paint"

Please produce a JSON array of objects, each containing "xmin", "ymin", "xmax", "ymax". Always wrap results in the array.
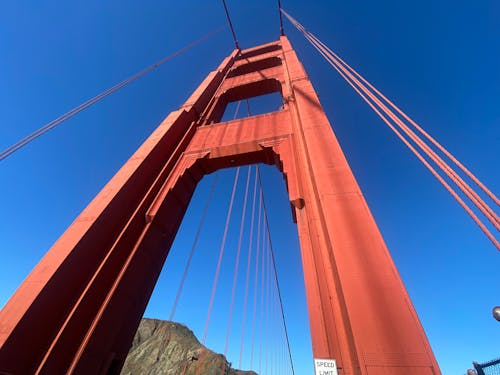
[{"xmin": 0, "ymin": 38, "xmax": 440, "ymax": 374}]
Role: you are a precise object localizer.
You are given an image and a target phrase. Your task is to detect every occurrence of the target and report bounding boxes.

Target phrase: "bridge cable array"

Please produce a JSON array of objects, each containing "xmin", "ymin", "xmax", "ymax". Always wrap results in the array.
[
  {"xmin": 202, "ymin": 100, "xmax": 242, "ymax": 345},
  {"xmin": 224, "ymin": 166, "xmax": 252, "ymax": 357},
  {"xmin": 0, "ymin": 26, "xmax": 226, "ymax": 162},
  {"xmin": 238, "ymin": 161, "xmax": 259, "ymax": 368},
  {"xmin": 163, "ymin": 101, "xmax": 295, "ymax": 375},
  {"xmin": 169, "ymin": 172, "xmax": 220, "ymax": 321},
  {"xmin": 168, "ymin": 102, "xmax": 296, "ymax": 372},
  {"xmin": 257, "ymin": 166, "xmax": 296, "ymax": 375},
  {"xmin": 281, "ymin": 9, "xmax": 500, "ymax": 250},
  {"xmin": 170, "ymin": 167, "xmax": 296, "ymax": 374}
]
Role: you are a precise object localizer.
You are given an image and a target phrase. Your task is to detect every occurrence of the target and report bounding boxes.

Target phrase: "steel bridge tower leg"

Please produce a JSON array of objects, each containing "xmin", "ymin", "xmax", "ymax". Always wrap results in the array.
[{"xmin": 0, "ymin": 37, "xmax": 440, "ymax": 374}]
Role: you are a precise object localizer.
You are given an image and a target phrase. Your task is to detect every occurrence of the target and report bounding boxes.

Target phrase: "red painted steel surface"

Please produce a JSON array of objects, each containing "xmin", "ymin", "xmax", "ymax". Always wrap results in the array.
[{"xmin": 0, "ymin": 38, "xmax": 440, "ymax": 374}]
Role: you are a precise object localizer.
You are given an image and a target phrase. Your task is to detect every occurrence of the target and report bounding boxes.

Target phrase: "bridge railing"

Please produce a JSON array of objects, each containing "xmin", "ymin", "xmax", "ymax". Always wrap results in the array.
[{"xmin": 470, "ymin": 357, "xmax": 500, "ymax": 375}]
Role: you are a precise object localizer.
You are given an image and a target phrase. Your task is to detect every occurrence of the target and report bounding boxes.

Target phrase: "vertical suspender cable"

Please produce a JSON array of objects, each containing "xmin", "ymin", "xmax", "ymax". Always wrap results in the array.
[
  {"xmin": 239, "ymin": 166, "xmax": 258, "ymax": 368},
  {"xmin": 202, "ymin": 100, "xmax": 243, "ymax": 344},
  {"xmin": 267, "ymin": 225, "xmax": 273, "ymax": 375},
  {"xmin": 169, "ymin": 173, "xmax": 219, "ymax": 321},
  {"xmin": 274, "ymin": 272, "xmax": 280, "ymax": 375},
  {"xmin": 224, "ymin": 166, "xmax": 252, "ymax": 356},
  {"xmin": 246, "ymin": 99, "xmax": 252, "ymax": 117},
  {"xmin": 203, "ymin": 167, "xmax": 240, "ymax": 344},
  {"xmin": 269, "ymin": 248, "xmax": 276, "ymax": 375},
  {"xmin": 257, "ymin": 166, "xmax": 296, "ymax": 375},
  {"xmin": 250, "ymin": 190, "xmax": 263, "ymax": 369},
  {"xmin": 264, "ymin": 224, "xmax": 271, "ymax": 375},
  {"xmin": 258, "ymin": 206, "xmax": 266, "ymax": 374}
]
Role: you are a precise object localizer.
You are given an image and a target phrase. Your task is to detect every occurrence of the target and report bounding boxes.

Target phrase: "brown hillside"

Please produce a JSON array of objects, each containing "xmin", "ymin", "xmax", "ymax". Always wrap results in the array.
[{"xmin": 121, "ymin": 318, "xmax": 257, "ymax": 375}]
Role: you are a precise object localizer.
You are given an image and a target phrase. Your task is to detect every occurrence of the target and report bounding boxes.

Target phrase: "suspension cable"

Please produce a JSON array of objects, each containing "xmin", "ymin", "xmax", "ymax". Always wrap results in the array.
[
  {"xmin": 258, "ymin": 222, "xmax": 266, "ymax": 374},
  {"xmin": 282, "ymin": 9, "xmax": 499, "ymax": 250},
  {"xmin": 0, "ymin": 26, "xmax": 226, "ymax": 162},
  {"xmin": 250, "ymin": 184, "xmax": 263, "ymax": 369},
  {"xmin": 239, "ymin": 165, "xmax": 258, "ymax": 368},
  {"xmin": 277, "ymin": 0, "xmax": 285, "ymax": 36},
  {"xmin": 257, "ymin": 166, "xmax": 296, "ymax": 375},
  {"xmin": 224, "ymin": 166, "xmax": 251, "ymax": 356},
  {"xmin": 245, "ymin": 99, "xmax": 251, "ymax": 117},
  {"xmin": 303, "ymin": 29, "xmax": 500, "ymax": 249},
  {"xmin": 303, "ymin": 30, "xmax": 500, "ymax": 228},
  {"xmin": 221, "ymin": 0, "xmax": 240, "ymax": 50},
  {"xmin": 258, "ymin": 198, "xmax": 266, "ymax": 374},
  {"xmin": 202, "ymin": 100, "xmax": 243, "ymax": 344},
  {"xmin": 308, "ymin": 30, "xmax": 500, "ymax": 208},
  {"xmin": 169, "ymin": 172, "xmax": 219, "ymax": 321},
  {"xmin": 203, "ymin": 167, "xmax": 240, "ymax": 344},
  {"xmin": 264, "ymin": 233, "xmax": 271, "ymax": 375},
  {"xmin": 312, "ymin": 37, "xmax": 500, "ymax": 248}
]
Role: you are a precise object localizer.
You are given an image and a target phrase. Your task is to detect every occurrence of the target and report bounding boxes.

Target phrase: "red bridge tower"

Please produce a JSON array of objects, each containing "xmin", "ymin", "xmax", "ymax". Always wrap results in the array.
[{"xmin": 0, "ymin": 38, "xmax": 440, "ymax": 374}]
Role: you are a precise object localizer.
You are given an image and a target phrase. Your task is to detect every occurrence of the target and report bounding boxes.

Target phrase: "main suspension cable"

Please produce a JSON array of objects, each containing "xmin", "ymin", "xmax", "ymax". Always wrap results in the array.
[
  {"xmin": 277, "ymin": 0, "xmax": 285, "ymax": 36},
  {"xmin": 221, "ymin": 0, "xmax": 240, "ymax": 50},
  {"xmin": 250, "ymin": 184, "xmax": 263, "ymax": 369},
  {"xmin": 0, "ymin": 26, "xmax": 226, "ymax": 162}
]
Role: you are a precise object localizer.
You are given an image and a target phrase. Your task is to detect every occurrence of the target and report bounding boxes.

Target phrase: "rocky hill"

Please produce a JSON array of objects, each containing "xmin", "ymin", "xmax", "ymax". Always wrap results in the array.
[{"xmin": 121, "ymin": 318, "xmax": 257, "ymax": 375}]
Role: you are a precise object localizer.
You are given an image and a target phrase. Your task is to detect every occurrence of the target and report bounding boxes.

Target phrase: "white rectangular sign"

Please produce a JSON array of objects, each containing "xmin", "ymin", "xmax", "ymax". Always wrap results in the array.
[{"xmin": 314, "ymin": 358, "xmax": 338, "ymax": 375}]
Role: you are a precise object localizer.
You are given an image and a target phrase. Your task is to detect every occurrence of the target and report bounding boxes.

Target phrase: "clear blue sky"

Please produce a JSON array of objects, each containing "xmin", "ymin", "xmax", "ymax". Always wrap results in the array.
[{"xmin": 0, "ymin": 1, "xmax": 499, "ymax": 374}]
